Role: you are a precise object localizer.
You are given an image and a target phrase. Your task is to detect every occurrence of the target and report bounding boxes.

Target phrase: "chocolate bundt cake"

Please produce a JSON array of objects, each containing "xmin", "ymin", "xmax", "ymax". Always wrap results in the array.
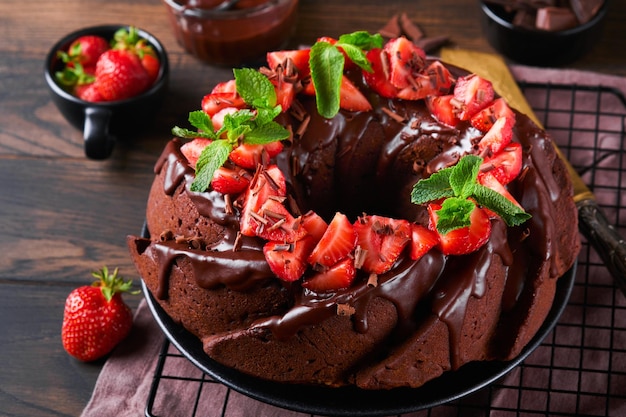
[{"xmin": 128, "ymin": 32, "xmax": 580, "ymax": 389}]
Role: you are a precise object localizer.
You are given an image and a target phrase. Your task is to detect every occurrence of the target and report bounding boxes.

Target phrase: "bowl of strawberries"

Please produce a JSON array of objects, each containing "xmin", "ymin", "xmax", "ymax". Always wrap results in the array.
[{"xmin": 44, "ymin": 25, "xmax": 169, "ymax": 159}]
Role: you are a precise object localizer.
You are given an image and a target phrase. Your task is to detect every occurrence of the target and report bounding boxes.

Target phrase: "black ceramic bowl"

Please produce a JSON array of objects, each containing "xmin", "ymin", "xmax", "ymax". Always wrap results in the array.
[
  {"xmin": 44, "ymin": 25, "xmax": 169, "ymax": 159},
  {"xmin": 480, "ymin": 1, "xmax": 608, "ymax": 67}
]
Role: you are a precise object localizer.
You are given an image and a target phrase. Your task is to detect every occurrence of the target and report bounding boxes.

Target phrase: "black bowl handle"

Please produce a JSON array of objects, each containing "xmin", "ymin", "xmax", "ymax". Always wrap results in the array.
[{"xmin": 84, "ymin": 106, "xmax": 115, "ymax": 159}]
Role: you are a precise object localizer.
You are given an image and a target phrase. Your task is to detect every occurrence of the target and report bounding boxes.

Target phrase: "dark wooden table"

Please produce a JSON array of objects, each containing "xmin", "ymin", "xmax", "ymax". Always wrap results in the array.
[{"xmin": 1, "ymin": 0, "xmax": 625, "ymax": 416}]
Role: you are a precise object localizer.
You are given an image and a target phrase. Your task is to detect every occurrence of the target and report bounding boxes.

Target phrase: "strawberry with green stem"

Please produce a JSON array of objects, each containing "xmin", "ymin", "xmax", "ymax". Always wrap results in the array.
[{"xmin": 61, "ymin": 266, "xmax": 139, "ymax": 362}]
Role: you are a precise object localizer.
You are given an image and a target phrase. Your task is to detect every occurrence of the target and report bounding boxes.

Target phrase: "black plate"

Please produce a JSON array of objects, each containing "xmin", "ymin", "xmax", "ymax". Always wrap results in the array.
[{"xmin": 142, "ymin": 260, "xmax": 576, "ymax": 417}]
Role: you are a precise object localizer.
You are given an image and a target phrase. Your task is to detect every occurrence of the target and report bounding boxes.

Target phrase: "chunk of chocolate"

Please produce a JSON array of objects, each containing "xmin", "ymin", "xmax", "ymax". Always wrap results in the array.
[{"xmin": 536, "ymin": 7, "xmax": 578, "ymax": 31}]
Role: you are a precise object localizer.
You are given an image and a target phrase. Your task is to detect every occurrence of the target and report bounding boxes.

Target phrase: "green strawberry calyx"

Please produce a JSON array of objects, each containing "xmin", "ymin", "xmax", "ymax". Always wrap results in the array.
[
  {"xmin": 91, "ymin": 266, "xmax": 139, "ymax": 302},
  {"xmin": 171, "ymin": 68, "xmax": 291, "ymax": 193},
  {"xmin": 411, "ymin": 155, "xmax": 531, "ymax": 234}
]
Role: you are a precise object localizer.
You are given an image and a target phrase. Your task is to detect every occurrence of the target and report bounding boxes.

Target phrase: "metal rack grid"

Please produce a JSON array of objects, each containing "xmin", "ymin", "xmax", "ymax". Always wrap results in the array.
[{"xmin": 144, "ymin": 83, "xmax": 626, "ymax": 417}]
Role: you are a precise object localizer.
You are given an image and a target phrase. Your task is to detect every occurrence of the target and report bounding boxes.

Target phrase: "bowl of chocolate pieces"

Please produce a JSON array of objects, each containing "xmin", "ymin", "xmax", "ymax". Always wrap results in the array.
[{"xmin": 480, "ymin": 0, "xmax": 607, "ymax": 66}]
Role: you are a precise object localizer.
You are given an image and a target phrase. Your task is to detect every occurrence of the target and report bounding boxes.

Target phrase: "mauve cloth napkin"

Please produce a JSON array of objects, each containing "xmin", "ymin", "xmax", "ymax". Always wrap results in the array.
[{"xmin": 81, "ymin": 65, "xmax": 626, "ymax": 417}]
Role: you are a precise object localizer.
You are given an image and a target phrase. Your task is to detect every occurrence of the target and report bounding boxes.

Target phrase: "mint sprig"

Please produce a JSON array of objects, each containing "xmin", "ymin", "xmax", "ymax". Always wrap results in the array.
[
  {"xmin": 310, "ymin": 31, "xmax": 383, "ymax": 118},
  {"xmin": 411, "ymin": 155, "xmax": 531, "ymax": 234},
  {"xmin": 172, "ymin": 68, "xmax": 291, "ymax": 193}
]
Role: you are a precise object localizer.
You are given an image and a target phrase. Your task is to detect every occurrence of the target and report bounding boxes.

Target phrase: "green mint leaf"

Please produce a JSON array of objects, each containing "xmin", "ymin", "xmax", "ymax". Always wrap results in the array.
[
  {"xmin": 255, "ymin": 106, "xmax": 283, "ymax": 126},
  {"xmin": 435, "ymin": 197, "xmax": 476, "ymax": 234},
  {"xmin": 472, "ymin": 184, "xmax": 532, "ymax": 227},
  {"xmin": 188, "ymin": 110, "xmax": 215, "ymax": 135},
  {"xmin": 244, "ymin": 121, "xmax": 291, "ymax": 145},
  {"xmin": 234, "ymin": 68, "xmax": 277, "ymax": 109},
  {"xmin": 411, "ymin": 167, "xmax": 455, "ymax": 204},
  {"xmin": 310, "ymin": 41, "xmax": 344, "ymax": 118},
  {"xmin": 337, "ymin": 31, "xmax": 383, "ymax": 73},
  {"xmin": 171, "ymin": 126, "xmax": 215, "ymax": 139},
  {"xmin": 191, "ymin": 139, "xmax": 232, "ymax": 192},
  {"xmin": 449, "ymin": 154, "xmax": 481, "ymax": 198},
  {"xmin": 337, "ymin": 31, "xmax": 384, "ymax": 50}
]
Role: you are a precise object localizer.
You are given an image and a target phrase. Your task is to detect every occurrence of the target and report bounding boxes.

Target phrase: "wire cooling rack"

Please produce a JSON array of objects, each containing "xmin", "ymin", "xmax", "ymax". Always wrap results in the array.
[{"xmin": 144, "ymin": 83, "xmax": 626, "ymax": 417}]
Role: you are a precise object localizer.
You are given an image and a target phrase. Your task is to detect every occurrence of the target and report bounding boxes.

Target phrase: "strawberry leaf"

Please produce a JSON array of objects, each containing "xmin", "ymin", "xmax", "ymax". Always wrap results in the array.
[
  {"xmin": 191, "ymin": 139, "xmax": 232, "ymax": 192},
  {"xmin": 310, "ymin": 41, "xmax": 344, "ymax": 119}
]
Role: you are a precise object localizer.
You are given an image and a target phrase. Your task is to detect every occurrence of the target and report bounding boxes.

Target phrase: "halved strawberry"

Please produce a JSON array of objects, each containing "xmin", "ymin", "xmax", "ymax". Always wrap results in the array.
[
  {"xmin": 428, "ymin": 202, "xmax": 492, "ymax": 255},
  {"xmin": 339, "ymin": 76, "xmax": 372, "ymax": 112},
  {"xmin": 253, "ymin": 198, "xmax": 307, "ymax": 242},
  {"xmin": 423, "ymin": 60, "xmax": 455, "ymax": 96},
  {"xmin": 211, "ymin": 79, "xmax": 237, "ymax": 94},
  {"xmin": 266, "ymin": 49, "xmax": 311, "ymax": 79},
  {"xmin": 211, "ymin": 106, "xmax": 239, "ymax": 131},
  {"xmin": 302, "ymin": 257, "xmax": 356, "ymax": 292},
  {"xmin": 264, "ymin": 236, "xmax": 316, "ymax": 282},
  {"xmin": 383, "ymin": 36, "xmax": 426, "ymax": 90},
  {"xmin": 409, "ymin": 224, "xmax": 439, "ymax": 261},
  {"xmin": 239, "ymin": 165, "xmax": 286, "ymax": 237},
  {"xmin": 201, "ymin": 91, "xmax": 246, "ymax": 117},
  {"xmin": 270, "ymin": 77, "xmax": 296, "ymax": 111},
  {"xmin": 211, "ymin": 166, "xmax": 251, "ymax": 195},
  {"xmin": 300, "ymin": 210, "xmax": 329, "ymax": 242},
  {"xmin": 453, "ymin": 74, "xmax": 495, "ymax": 120},
  {"xmin": 480, "ymin": 141, "xmax": 523, "ymax": 185},
  {"xmin": 180, "ymin": 138, "xmax": 212, "ymax": 168},
  {"xmin": 470, "ymin": 97, "xmax": 515, "ymax": 133},
  {"xmin": 353, "ymin": 215, "xmax": 411, "ymax": 274},
  {"xmin": 363, "ymin": 48, "xmax": 398, "ymax": 98},
  {"xmin": 229, "ymin": 142, "xmax": 284, "ymax": 170},
  {"xmin": 477, "ymin": 116, "xmax": 514, "ymax": 156},
  {"xmin": 425, "ymin": 94, "xmax": 460, "ymax": 127},
  {"xmin": 396, "ymin": 61, "xmax": 454, "ymax": 100},
  {"xmin": 307, "ymin": 212, "xmax": 357, "ymax": 267}
]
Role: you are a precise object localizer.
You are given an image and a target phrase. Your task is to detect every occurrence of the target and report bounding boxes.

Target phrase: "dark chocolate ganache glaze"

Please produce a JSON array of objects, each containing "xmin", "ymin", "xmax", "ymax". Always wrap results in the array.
[{"xmin": 146, "ymin": 65, "xmax": 575, "ymax": 370}]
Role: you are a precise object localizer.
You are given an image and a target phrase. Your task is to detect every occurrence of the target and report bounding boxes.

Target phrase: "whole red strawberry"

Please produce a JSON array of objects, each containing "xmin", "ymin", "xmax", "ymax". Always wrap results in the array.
[
  {"xmin": 61, "ymin": 266, "xmax": 137, "ymax": 361},
  {"xmin": 60, "ymin": 35, "xmax": 110, "ymax": 69},
  {"xmin": 94, "ymin": 49, "xmax": 150, "ymax": 101}
]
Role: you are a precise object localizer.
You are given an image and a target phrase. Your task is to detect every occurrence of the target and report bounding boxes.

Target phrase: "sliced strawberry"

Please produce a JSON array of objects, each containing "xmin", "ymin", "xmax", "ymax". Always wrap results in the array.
[
  {"xmin": 480, "ymin": 141, "xmax": 523, "ymax": 185},
  {"xmin": 264, "ymin": 236, "xmax": 316, "ymax": 282},
  {"xmin": 307, "ymin": 212, "xmax": 357, "ymax": 267},
  {"xmin": 425, "ymin": 94, "xmax": 460, "ymax": 127},
  {"xmin": 266, "ymin": 49, "xmax": 311, "ymax": 79},
  {"xmin": 478, "ymin": 172, "xmax": 523, "ymax": 209},
  {"xmin": 477, "ymin": 116, "xmax": 514, "ymax": 156},
  {"xmin": 300, "ymin": 210, "xmax": 329, "ymax": 242},
  {"xmin": 211, "ymin": 79, "xmax": 237, "ymax": 94},
  {"xmin": 339, "ymin": 76, "xmax": 372, "ymax": 112},
  {"xmin": 253, "ymin": 198, "xmax": 307, "ymax": 242},
  {"xmin": 470, "ymin": 97, "xmax": 515, "ymax": 133},
  {"xmin": 239, "ymin": 165, "xmax": 287, "ymax": 237},
  {"xmin": 409, "ymin": 224, "xmax": 439, "ymax": 261},
  {"xmin": 302, "ymin": 258, "xmax": 356, "ymax": 292},
  {"xmin": 383, "ymin": 36, "xmax": 426, "ymax": 90},
  {"xmin": 211, "ymin": 166, "xmax": 251, "ymax": 195},
  {"xmin": 453, "ymin": 74, "xmax": 495, "ymax": 120},
  {"xmin": 353, "ymin": 215, "xmax": 411, "ymax": 274},
  {"xmin": 363, "ymin": 48, "xmax": 398, "ymax": 98},
  {"xmin": 201, "ymin": 92, "xmax": 246, "ymax": 117},
  {"xmin": 428, "ymin": 202, "xmax": 492, "ymax": 255},
  {"xmin": 229, "ymin": 142, "xmax": 284, "ymax": 170},
  {"xmin": 180, "ymin": 138, "xmax": 212, "ymax": 168},
  {"xmin": 270, "ymin": 77, "xmax": 296, "ymax": 111}
]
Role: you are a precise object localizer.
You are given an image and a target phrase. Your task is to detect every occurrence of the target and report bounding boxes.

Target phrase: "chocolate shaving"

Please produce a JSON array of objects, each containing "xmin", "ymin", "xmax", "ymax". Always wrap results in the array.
[
  {"xmin": 233, "ymin": 231, "xmax": 243, "ymax": 252},
  {"xmin": 354, "ymin": 245, "xmax": 367, "ymax": 269},
  {"xmin": 367, "ymin": 273, "xmax": 379, "ymax": 287},
  {"xmin": 382, "ymin": 106, "xmax": 406, "ymax": 123}
]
